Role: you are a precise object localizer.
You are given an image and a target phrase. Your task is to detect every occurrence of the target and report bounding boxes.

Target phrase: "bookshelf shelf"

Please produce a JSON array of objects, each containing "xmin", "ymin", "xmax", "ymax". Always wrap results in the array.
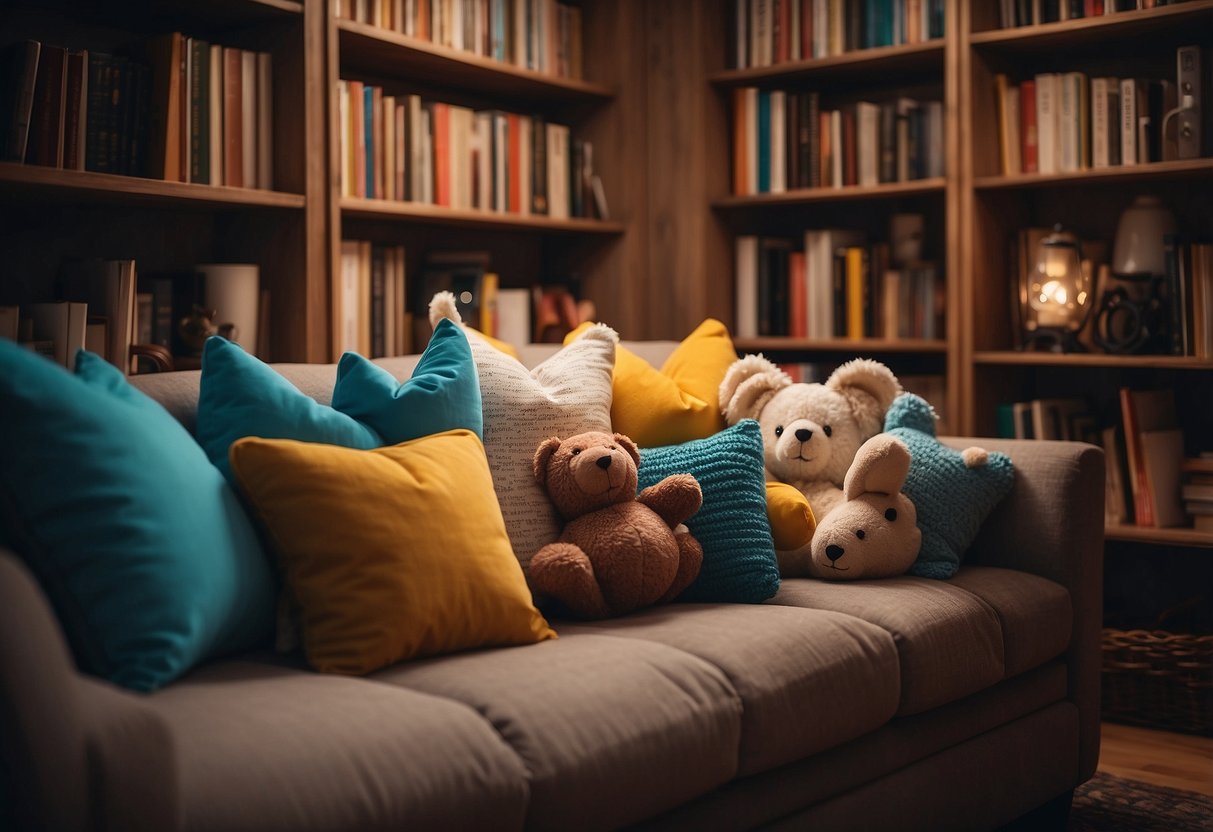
[
  {"xmin": 339, "ymin": 197, "xmax": 624, "ymax": 234},
  {"xmin": 713, "ymin": 178, "xmax": 946, "ymax": 209},
  {"xmin": 1105, "ymin": 524, "xmax": 1213, "ymax": 549},
  {"xmin": 735, "ymin": 336, "xmax": 947, "ymax": 354},
  {"xmin": 973, "ymin": 351, "xmax": 1213, "ymax": 371},
  {"xmin": 0, "ymin": 163, "xmax": 306, "ymax": 211},
  {"xmin": 710, "ymin": 40, "xmax": 945, "ymax": 89},
  {"xmin": 970, "ymin": 0, "xmax": 1213, "ymax": 46},
  {"xmin": 973, "ymin": 159, "xmax": 1213, "ymax": 191},
  {"xmin": 336, "ymin": 20, "xmax": 614, "ymax": 105}
]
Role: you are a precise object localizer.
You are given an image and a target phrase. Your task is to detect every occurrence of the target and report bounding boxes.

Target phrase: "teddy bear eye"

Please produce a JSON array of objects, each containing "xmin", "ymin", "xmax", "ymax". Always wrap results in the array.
[
  {"xmin": 823, "ymin": 425, "xmax": 833, "ymax": 438},
  {"xmin": 885, "ymin": 507, "xmax": 897, "ymax": 521},
  {"xmin": 774, "ymin": 425, "xmax": 784, "ymax": 437},
  {"xmin": 855, "ymin": 529, "xmax": 865, "ymax": 540},
  {"xmin": 571, "ymin": 448, "xmax": 581, "ymax": 455},
  {"xmin": 609, "ymin": 445, "xmax": 617, "ymax": 450}
]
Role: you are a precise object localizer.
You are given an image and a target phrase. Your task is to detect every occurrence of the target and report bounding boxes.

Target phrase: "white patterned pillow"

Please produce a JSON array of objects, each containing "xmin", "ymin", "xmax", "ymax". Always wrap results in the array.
[{"xmin": 429, "ymin": 292, "xmax": 616, "ymax": 571}]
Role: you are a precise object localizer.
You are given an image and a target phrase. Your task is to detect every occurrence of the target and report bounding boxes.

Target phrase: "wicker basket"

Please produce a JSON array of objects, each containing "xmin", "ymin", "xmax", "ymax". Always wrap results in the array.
[{"xmin": 1101, "ymin": 627, "xmax": 1213, "ymax": 736}]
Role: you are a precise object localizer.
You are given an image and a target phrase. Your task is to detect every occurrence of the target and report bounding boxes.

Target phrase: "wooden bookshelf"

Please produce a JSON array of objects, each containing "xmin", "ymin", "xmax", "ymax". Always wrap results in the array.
[
  {"xmin": 974, "ymin": 159, "xmax": 1213, "ymax": 190},
  {"xmin": 709, "ymin": 39, "xmax": 946, "ymax": 89},
  {"xmin": 712, "ymin": 178, "xmax": 947, "ymax": 208},
  {"xmin": 339, "ymin": 196, "xmax": 624, "ymax": 234},
  {"xmin": 1106, "ymin": 524, "xmax": 1213, "ymax": 549},
  {"xmin": 736, "ymin": 336, "xmax": 947, "ymax": 354}
]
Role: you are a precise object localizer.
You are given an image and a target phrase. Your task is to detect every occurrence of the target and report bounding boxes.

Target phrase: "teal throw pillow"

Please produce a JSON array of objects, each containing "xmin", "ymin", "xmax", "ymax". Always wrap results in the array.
[
  {"xmin": 638, "ymin": 420, "xmax": 780, "ymax": 603},
  {"xmin": 0, "ymin": 343, "xmax": 275, "ymax": 691},
  {"xmin": 198, "ymin": 318, "xmax": 481, "ymax": 482},
  {"xmin": 884, "ymin": 393, "xmax": 1015, "ymax": 579}
]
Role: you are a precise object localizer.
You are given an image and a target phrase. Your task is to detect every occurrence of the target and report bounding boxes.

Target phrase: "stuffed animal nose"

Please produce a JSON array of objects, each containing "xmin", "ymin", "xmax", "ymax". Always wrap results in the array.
[
  {"xmin": 826, "ymin": 544, "xmax": 845, "ymax": 562},
  {"xmin": 596, "ymin": 455, "xmax": 612, "ymax": 470},
  {"xmin": 795, "ymin": 428, "xmax": 812, "ymax": 442}
]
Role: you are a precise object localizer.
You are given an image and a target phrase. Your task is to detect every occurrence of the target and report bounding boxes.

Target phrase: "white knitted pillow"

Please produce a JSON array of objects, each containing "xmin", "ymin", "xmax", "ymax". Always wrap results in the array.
[{"xmin": 429, "ymin": 292, "xmax": 617, "ymax": 571}]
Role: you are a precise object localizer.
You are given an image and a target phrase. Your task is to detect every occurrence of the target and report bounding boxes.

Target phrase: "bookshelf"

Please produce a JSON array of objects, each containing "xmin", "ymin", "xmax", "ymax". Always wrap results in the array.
[
  {"xmin": 0, "ymin": 0, "xmax": 329, "ymax": 363},
  {"xmin": 960, "ymin": 0, "xmax": 1213, "ymax": 551}
]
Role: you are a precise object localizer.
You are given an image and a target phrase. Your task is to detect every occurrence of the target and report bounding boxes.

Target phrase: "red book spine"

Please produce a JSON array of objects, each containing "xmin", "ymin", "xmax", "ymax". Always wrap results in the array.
[
  {"xmin": 507, "ymin": 111, "xmax": 520, "ymax": 213},
  {"xmin": 1020, "ymin": 79, "xmax": 1038, "ymax": 174},
  {"xmin": 349, "ymin": 80, "xmax": 364, "ymax": 198}
]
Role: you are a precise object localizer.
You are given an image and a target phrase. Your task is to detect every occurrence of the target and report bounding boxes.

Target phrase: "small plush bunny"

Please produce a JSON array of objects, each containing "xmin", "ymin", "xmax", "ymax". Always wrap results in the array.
[{"xmin": 805, "ymin": 433, "xmax": 921, "ymax": 580}]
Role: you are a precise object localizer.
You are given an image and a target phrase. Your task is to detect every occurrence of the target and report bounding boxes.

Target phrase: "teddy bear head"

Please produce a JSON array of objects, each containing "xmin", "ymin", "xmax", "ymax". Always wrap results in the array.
[
  {"xmin": 534, "ymin": 431, "xmax": 641, "ymax": 520},
  {"xmin": 808, "ymin": 433, "xmax": 921, "ymax": 580},
  {"xmin": 719, "ymin": 355, "xmax": 902, "ymax": 489}
]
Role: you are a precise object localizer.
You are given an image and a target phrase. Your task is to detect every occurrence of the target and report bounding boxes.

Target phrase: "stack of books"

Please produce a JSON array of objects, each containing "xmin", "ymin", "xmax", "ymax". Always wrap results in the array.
[{"xmin": 1181, "ymin": 455, "xmax": 1213, "ymax": 533}]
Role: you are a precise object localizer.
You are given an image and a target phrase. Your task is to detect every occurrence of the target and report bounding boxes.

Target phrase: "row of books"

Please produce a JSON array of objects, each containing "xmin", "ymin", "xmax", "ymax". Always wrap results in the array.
[
  {"xmin": 994, "ymin": 51, "xmax": 1205, "ymax": 177},
  {"xmin": 735, "ymin": 232, "xmax": 944, "ymax": 341},
  {"xmin": 730, "ymin": 0, "xmax": 946, "ymax": 70},
  {"xmin": 337, "ymin": 82, "xmax": 606, "ymax": 218},
  {"xmin": 732, "ymin": 89, "xmax": 944, "ymax": 195},
  {"xmin": 334, "ymin": 0, "xmax": 583, "ymax": 79},
  {"xmin": 0, "ymin": 36, "xmax": 273, "ymax": 189},
  {"xmin": 337, "ymin": 241, "xmax": 414, "ymax": 359},
  {"xmin": 779, "ymin": 364, "xmax": 950, "ymax": 431},
  {"xmin": 1181, "ymin": 455, "xmax": 1213, "ymax": 533},
  {"xmin": 997, "ymin": 0, "xmax": 1197, "ymax": 28}
]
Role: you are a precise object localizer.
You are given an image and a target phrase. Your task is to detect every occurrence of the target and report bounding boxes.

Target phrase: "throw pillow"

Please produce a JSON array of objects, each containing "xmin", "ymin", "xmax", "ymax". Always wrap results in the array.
[
  {"xmin": 229, "ymin": 430, "xmax": 557, "ymax": 674},
  {"xmin": 565, "ymin": 318, "xmax": 738, "ymax": 447},
  {"xmin": 883, "ymin": 393, "xmax": 1016, "ymax": 579},
  {"xmin": 637, "ymin": 420, "xmax": 781, "ymax": 603},
  {"xmin": 437, "ymin": 294, "xmax": 616, "ymax": 572},
  {"xmin": 0, "ymin": 343, "xmax": 275, "ymax": 691},
  {"xmin": 197, "ymin": 318, "xmax": 480, "ymax": 483}
]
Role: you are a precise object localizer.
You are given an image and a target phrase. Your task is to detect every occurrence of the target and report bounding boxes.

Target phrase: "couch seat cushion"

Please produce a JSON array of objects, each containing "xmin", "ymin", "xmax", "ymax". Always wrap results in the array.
[
  {"xmin": 557, "ymin": 603, "xmax": 900, "ymax": 776},
  {"xmin": 146, "ymin": 659, "xmax": 530, "ymax": 832},
  {"xmin": 373, "ymin": 634, "xmax": 741, "ymax": 832},
  {"xmin": 770, "ymin": 576, "xmax": 1006, "ymax": 715}
]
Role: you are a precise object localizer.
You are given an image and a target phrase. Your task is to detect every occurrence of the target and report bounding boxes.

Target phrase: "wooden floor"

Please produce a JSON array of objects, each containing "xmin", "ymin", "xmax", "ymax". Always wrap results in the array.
[{"xmin": 1097, "ymin": 722, "xmax": 1213, "ymax": 797}]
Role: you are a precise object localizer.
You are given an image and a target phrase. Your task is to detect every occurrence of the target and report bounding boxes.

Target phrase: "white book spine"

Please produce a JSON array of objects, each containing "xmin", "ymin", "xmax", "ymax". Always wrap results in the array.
[
  {"xmin": 1059, "ymin": 73, "xmax": 1077, "ymax": 172},
  {"xmin": 1091, "ymin": 78, "xmax": 1108, "ymax": 168},
  {"xmin": 1036, "ymin": 73, "xmax": 1057, "ymax": 175},
  {"xmin": 1120, "ymin": 78, "xmax": 1137, "ymax": 166},
  {"xmin": 735, "ymin": 235, "xmax": 758, "ymax": 339}
]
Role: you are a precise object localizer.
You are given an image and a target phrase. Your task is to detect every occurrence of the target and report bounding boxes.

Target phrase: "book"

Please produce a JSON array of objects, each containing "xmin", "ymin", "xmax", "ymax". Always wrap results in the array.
[
  {"xmin": 1119, "ymin": 387, "xmax": 1178, "ymax": 527},
  {"xmin": 996, "ymin": 74, "xmax": 1021, "ymax": 175},
  {"xmin": 497, "ymin": 287, "xmax": 531, "ymax": 349},
  {"xmin": 1035, "ymin": 72, "xmax": 1058, "ymax": 175},
  {"xmin": 147, "ymin": 33, "xmax": 183, "ymax": 181},
  {"xmin": 735, "ymin": 235, "xmax": 758, "ymax": 338},
  {"xmin": 1019, "ymin": 78, "xmax": 1038, "ymax": 173},
  {"xmin": 26, "ymin": 301, "xmax": 87, "ymax": 369},
  {"xmin": 256, "ymin": 51, "xmax": 272, "ymax": 189},
  {"xmin": 223, "ymin": 46, "xmax": 243, "ymax": 187},
  {"xmin": 209, "ymin": 43, "xmax": 223, "ymax": 185},
  {"xmin": 1, "ymin": 40, "xmax": 41, "ymax": 162},
  {"xmin": 241, "ymin": 50, "xmax": 256, "ymax": 189},
  {"xmin": 1138, "ymin": 429, "xmax": 1187, "ymax": 528},
  {"xmin": 1101, "ymin": 423, "xmax": 1133, "ymax": 524},
  {"xmin": 28, "ymin": 44, "xmax": 67, "ymax": 167}
]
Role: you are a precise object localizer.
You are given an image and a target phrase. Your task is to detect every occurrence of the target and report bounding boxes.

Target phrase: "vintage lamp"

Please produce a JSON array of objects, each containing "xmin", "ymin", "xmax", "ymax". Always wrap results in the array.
[{"xmin": 1020, "ymin": 224, "xmax": 1091, "ymax": 352}]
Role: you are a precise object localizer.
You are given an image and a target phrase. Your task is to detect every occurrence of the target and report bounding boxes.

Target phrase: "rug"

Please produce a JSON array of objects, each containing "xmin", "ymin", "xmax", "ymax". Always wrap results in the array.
[{"xmin": 1069, "ymin": 771, "xmax": 1213, "ymax": 831}]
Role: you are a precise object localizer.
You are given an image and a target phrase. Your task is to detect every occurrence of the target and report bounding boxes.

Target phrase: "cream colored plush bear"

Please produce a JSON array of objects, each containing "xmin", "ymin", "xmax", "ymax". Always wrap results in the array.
[{"xmin": 719, "ymin": 355, "xmax": 902, "ymax": 576}]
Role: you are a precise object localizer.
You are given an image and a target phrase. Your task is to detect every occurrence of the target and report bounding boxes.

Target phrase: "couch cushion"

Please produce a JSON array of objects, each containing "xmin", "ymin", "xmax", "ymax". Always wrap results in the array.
[
  {"xmin": 147, "ymin": 659, "xmax": 529, "ymax": 832},
  {"xmin": 945, "ymin": 566, "xmax": 1072, "ymax": 679},
  {"xmin": 557, "ymin": 603, "xmax": 900, "ymax": 776},
  {"xmin": 769, "ymin": 576, "xmax": 1005, "ymax": 715},
  {"xmin": 373, "ymin": 634, "xmax": 742, "ymax": 832}
]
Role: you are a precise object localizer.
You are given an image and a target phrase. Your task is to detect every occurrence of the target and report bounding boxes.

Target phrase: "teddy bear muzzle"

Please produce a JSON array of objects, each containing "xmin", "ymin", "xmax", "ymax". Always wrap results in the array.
[{"xmin": 571, "ymin": 446, "xmax": 628, "ymax": 496}]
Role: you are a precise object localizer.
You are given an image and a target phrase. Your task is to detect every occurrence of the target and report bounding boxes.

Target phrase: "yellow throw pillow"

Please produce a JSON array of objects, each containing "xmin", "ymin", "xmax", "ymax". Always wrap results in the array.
[
  {"xmin": 230, "ymin": 429, "xmax": 556, "ymax": 675},
  {"xmin": 565, "ymin": 318, "xmax": 738, "ymax": 447},
  {"xmin": 765, "ymin": 482, "xmax": 817, "ymax": 551}
]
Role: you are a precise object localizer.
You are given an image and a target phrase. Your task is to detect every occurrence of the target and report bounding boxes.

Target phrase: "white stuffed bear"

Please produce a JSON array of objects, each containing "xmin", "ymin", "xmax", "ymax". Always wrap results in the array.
[{"xmin": 719, "ymin": 355, "xmax": 902, "ymax": 575}]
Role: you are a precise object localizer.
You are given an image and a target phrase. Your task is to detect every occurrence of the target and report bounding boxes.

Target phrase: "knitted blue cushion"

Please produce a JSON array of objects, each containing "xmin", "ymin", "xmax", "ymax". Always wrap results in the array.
[
  {"xmin": 884, "ymin": 393, "xmax": 1015, "ymax": 579},
  {"xmin": 638, "ymin": 420, "xmax": 780, "ymax": 603}
]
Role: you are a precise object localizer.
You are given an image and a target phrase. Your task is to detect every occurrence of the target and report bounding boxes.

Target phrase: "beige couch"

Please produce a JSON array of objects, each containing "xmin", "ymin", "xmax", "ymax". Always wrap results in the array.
[{"xmin": 0, "ymin": 343, "xmax": 1104, "ymax": 831}]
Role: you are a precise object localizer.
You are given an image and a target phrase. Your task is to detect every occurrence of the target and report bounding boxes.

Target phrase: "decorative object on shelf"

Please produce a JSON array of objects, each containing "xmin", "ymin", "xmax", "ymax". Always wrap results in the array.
[
  {"xmin": 1019, "ymin": 224, "xmax": 1092, "ymax": 352},
  {"xmin": 177, "ymin": 305, "xmax": 217, "ymax": 356},
  {"xmin": 1093, "ymin": 197, "xmax": 1176, "ymax": 355}
]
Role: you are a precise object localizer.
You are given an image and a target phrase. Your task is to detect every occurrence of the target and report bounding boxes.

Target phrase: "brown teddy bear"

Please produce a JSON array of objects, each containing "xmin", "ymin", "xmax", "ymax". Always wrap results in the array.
[{"xmin": 529, "ymin": 431, "xmax": 704, "ymax": 619}]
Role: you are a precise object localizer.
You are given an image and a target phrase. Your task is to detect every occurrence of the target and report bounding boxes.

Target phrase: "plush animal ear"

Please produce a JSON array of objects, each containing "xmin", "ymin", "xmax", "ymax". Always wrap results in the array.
[
  {"xmin": 826, "ymin": 358, "xmax": 903, "ymax": 437},
  {"xmin": 843, "ymin": 435, "xmax": 911, "ymax": 500},
  {"xmin": 719, "ymin": 354, "xmax": 792, "ymax": 425},
  {"xmin": 613, "ymin": 433, "xmax": 640, "ymax": 467},
  {"xmin": 429, "ymin": 290, "xmax": 462, "ymax": 328},
  {"xmin": 533, "ymin": 437, "xmax": 564, "ymax": 486}
]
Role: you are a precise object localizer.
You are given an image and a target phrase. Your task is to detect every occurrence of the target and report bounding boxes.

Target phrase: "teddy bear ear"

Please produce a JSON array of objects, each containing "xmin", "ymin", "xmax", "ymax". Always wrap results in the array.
[
  {"xmin": 613, "ymin": 433, "xmax": 640, "ymax": 466},
  {"xmin": 533, "ymin": 437, "xmax": 564, "ymax": 486},
  {"xmin": 719, "ymin": 354, "xmax": 792, "ymax": 425},
  {"xmin": 825, "ymin": 358, "xmax": 903, "ymax": 437},
  {"xmin": 843, "ymin": 434, "xmax": 911, "ymax": 500}
]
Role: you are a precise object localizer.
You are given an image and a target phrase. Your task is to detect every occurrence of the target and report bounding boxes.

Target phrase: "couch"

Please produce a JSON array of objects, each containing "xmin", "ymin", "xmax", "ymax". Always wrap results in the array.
[{"xmin": 0, "ymin": 341, "xmax": 1104, "ymax": 832}]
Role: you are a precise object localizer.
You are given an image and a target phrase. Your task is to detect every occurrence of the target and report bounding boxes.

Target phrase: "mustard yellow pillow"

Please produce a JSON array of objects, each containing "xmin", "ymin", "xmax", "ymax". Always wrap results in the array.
[
  {"xmin": 230, "ymin": 429, "xmax": 556, "ymax": 675},
  {"xmin": 765, "ymin": 482, "xmax": 817, "ymax": 551},
  {"xmin": 565, "ymin": 318, "xmax": 738, "ymax": 447}
]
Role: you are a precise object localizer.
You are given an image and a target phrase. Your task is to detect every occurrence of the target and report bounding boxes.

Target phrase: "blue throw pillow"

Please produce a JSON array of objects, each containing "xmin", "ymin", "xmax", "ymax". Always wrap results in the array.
[
  {"xmin": 638, "ymin": 420, "xmax": 780, "ymax": 603},
  {"xmin": 884, "ymin": 393, "xmax": 1015, "ymax": 579},
  {"xmin": 0, "ymin": 343, "xmax": 275, "ymax": 691},
  {"xmin": 198, "ymin": 318, "xmax": 481, "ymax": 482}
]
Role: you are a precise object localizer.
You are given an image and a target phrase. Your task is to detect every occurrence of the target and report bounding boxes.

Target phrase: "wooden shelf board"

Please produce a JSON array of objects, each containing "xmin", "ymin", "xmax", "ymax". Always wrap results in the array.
[
  {"xmin": 974, "ymin": 350, "xmax": 1213, "ymax": 370},
  {"xmin": 336, "ymin": 21, "xmax": 613, "ymax": 104},
  {"xmin": 340, "ymin": 197, "xmax": 625, "ymax": 233},
  {"xmin": 709, "ymin": 40, "xmax": 945, "ymax": 88},
  {"xmin": 713, "ymin": 178, "xmax": 946, "ymax": 208},
  {"xmin": 970, "ymin": 1, "xmax": 1213, "ymax": 48},
  {"xmin": 974, "ymin": 159, "xmax": 1213, "ymax": 191},
  {"xmin": 0, "ymin": 163, "xmax": 306, "ymax": 210},
  {"xmin": 734, "ymin": 337, "xmax": 948, "ymax": 354},
  {"xmin": 1105, "ymin": 524, "xmax": 1213, "ymax": 548}
]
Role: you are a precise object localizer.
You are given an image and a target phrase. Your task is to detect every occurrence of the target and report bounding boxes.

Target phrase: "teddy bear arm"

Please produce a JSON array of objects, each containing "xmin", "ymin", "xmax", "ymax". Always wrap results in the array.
[
  {"xmin": 637, "ymin": 474, "xmax": 703, "ymax": 528},
  {"xmin": 656, "ymin": 532, "xmax": 704, "ymax": 604},
  {"xmin": 529, "ymin": 542, "xmax": 611, "ymax": 619}
]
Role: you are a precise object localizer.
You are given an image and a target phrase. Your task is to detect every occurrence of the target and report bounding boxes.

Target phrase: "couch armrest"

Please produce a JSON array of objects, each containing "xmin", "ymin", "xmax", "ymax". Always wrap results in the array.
[
  {"xmin": 943, "ymin": 437, "xmax": 1104, "ymax": 783},
  {"xmin": 0, "ymin": 549, "xmax": 179, "ymax": 831}
]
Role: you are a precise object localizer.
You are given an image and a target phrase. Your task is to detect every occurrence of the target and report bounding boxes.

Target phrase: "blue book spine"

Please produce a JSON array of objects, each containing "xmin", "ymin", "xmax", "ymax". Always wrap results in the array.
[
  {"xmin": 757, "ymin": 90, "xmax": 770, "ymax": 194},
  {"xmin": 364, "ymin": 85, "xmax": 374, "ymax": 198}
]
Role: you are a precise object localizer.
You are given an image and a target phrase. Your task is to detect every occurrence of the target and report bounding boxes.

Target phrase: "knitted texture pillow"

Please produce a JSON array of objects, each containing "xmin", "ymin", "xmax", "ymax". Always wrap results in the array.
[
  {"xmin": 884, "ymin": 393, "xmax": 1015, "ymax": 579},
  {"xmin": 637, "ymin": 420, "xmax": 780, "ymax": 603}
]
